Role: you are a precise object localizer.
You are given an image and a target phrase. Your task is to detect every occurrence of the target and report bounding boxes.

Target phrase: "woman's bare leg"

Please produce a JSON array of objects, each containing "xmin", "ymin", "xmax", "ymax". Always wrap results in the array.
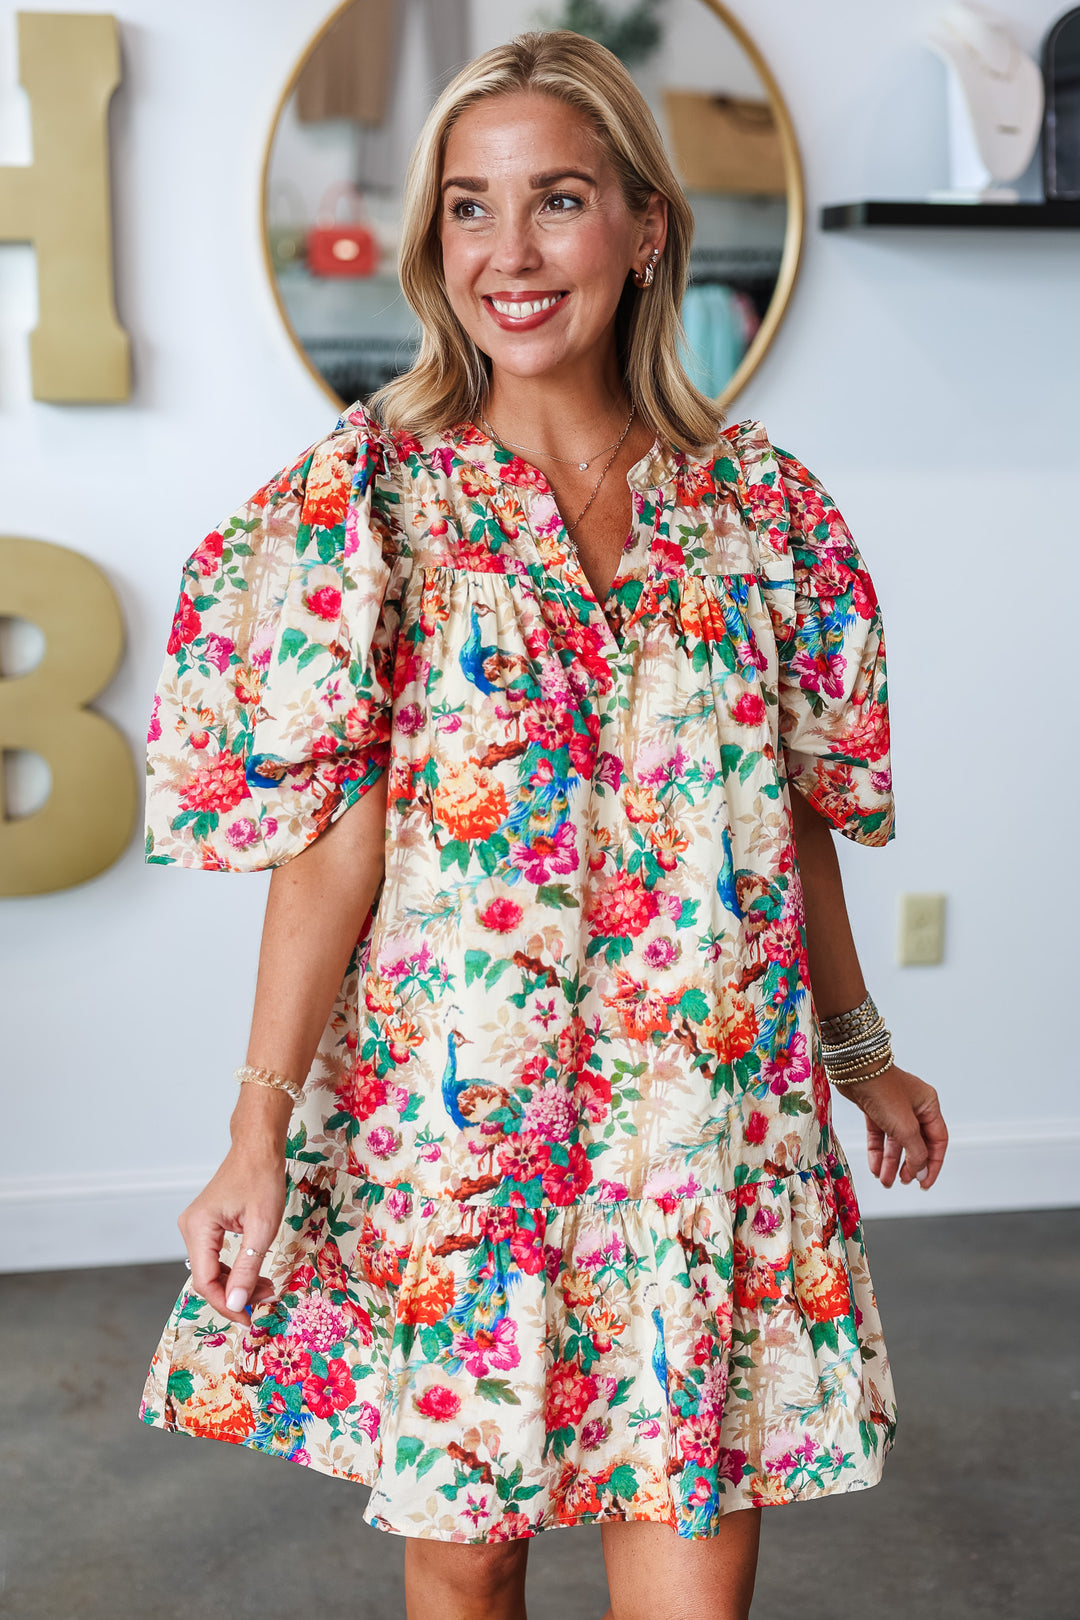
[
  {"xmin": 404, "ymin": 1537, "xmax": 530, "ymax": 1620},
  {"xmin": 599, "ymin": 1509, "xmax": 762, "ymax": 1620}
]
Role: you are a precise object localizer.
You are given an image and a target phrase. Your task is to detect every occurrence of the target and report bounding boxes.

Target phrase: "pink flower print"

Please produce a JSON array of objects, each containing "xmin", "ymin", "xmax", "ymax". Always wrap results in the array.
[
  {"xmin": 287, "ymin": 1296, "xmax": 349, "ymax": 1353},
  {"xmin": 262, "ymin": 1338, "xmax": 312, "ymax": 1385},
  {"xmin": 751, "ymin": 1204, "xmax": 782, "ymax": 1236},
  {"xmin": 508, "ymin": 821, "xmax": 579, "ymax": 884},
  {"xmin": 262, "ymin": 817, "xmax": 278, "ymax": 840},
  {"xmin": 765, "ymin": 1033, "xmax": 810, "ymax": 1095},
  {"xmin": 202, "ymin": 632, "xmax": 235, "ymax": 674},
  {"xmin": 578, "ymin": 1232, "xmax": 625, "ymax": 1272},
  {"xmin": 396, "ymin": 702, "xmax": 426, "ymax": 737},
  {"xmin": 478, "ymin": 897, "xmax": 523, "ymax": 933},
  {"xmin": 643, "ymin": 937, "xmax": 678, "ymax": 969},
  {"xmin": 452, "ymin": 1317, "xmax": 521, "ymax": 1377},
  {"xmin": 870, "ymin": 766, "xmax": 892, "ymax": 794},
  {"xmin": 355, "ymin": 1401, "xmax": 380, "ymax": 1440},
  {"xmin": 302, "ymin": 1357, "xmax": 356, "ymax": 1419},
  {"xmin": 595, "ymin": 1179, "xmax": 629, "ymax": 1202},
  {"xmin": 716, "ymin": 1446, "xmax": 748, "ymax": 1487},
  {"xmin": 386, "ymin": 1083, "xmax": 411, "ymax": 1114},
  {"xmin": 580, "ymin": 1417, "xmax": 608, "ymax": 1451},
  {"xmin": 636, "ymin": 740, "xmax": 689, "ymax": 789},
  {"xmin": 437, "ymin": 711, "xmax": 463, "ymax": 733},
  {"xmin": 595, "ymin": 751, "xmax": 623, "ymax": 791},
  {"xmin": 418, "ymin": 1141, "xmax": 442, "ymax": 1163},
  {"xmin": 147, "ymin": 693, "xmax": 162, "ymax": 743},
  {"xmin": 637, "ymin": 1418, "xmax": 662, "ymax": 1439},
  {"xmin": 699, "ymin": 1359, "xmax": 729, "ymax": 1416},
  {"xmin": 687, "ymin": 1475, "xmax": 714, "ymax": 1507},
  {"xmin": 522, "ymin": 1083, "xmax": 576, "ymax": 1142},
  {"xmin": 225, "ymin": 817, "xmax": 259, "ymax": 851},
  {"xmin": 760, "ymin": 1429, "xmax": 810, "ymax": 1476},
  {"xmin": 365, "ymin": 1125, "xmax": 401, "ymax": 1159},
  {"xmin": 385, "ymin": 1188, "xmax": 412, "ymax": 1221},
  {"xmin": 791, "ymin": 646, "xmax": 847, "ymax": 699}
]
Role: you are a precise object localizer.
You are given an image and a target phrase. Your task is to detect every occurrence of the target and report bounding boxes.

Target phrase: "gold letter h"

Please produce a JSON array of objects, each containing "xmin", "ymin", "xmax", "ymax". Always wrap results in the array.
[{"xmin": 0, "ymin": 12, "xmax": 130, "ymax": 402}]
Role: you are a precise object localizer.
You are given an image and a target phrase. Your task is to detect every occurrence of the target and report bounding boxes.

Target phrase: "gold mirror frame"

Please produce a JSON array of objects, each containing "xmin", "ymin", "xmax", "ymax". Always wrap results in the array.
[{"xmin": 260, "ymin": 0, "xmax": 804, "ymax": 414}]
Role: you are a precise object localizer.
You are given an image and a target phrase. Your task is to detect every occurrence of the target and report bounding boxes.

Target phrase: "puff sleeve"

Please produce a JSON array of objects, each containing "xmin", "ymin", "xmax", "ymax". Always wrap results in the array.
[
  {"xmin": 731, "ymin": 422, "xmax": 894, "ymax": 846},
  {"xmin": 145, "ymin": 408, "xmax": 404, "ymax": 871}
]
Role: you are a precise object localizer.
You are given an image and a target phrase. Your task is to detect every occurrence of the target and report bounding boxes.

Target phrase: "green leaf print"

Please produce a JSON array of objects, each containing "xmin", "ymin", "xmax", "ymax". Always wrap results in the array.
[
  {"xmin": 475, "ymin": 1378, "xmax": 521, "ymax": 1405},
  {"xmin": 809, "ymin": 1319, "xmax": 841, "ymax": 1355},
  {"xmin": 536, "ymin": 883, "xmax": 579, "ymax": 908},
  {"xmin": 167, "ymin": 1368, "xmax": 195, "ymax": 1404},
  {"xmin": 277, "ymin": 627, "xmax": 307, "ymax": 664},
  {"xmin": 465, "ymin": 949, "xmax": 491, "ymax": 985},
  {"xmin": 676, "ymin": 987, "xmax": 709, "ymax": 1022},
  {"xmin": 395, "ymin": 1435, "xmax": 424, "ymax": 1472},
  {"xmin": 607, "ymin": 1463, "xmax": 638, "ymax": 1500},
  {"xmin": 439, "ymin": 838, "xmax": 471, "ymax": 874},
  {"xmin": 415, "ymin": 1447, "xmax": 442, "ymax": 1479}
]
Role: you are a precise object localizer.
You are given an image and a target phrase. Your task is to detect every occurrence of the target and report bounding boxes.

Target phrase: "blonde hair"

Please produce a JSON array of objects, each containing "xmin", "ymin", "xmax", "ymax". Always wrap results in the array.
[{"xmin": 371, "ymin": 29, "xmax": 724, "ymax": 455}]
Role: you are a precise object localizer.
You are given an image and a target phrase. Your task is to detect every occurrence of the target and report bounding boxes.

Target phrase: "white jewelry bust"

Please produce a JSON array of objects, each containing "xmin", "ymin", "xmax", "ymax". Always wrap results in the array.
[{"xmin": 925, "ymin": 2, "xmax": 1044, "ymax": 201}]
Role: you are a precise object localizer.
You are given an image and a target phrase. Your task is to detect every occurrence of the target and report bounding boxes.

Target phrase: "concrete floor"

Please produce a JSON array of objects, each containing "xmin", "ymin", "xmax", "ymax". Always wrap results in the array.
[{"xmin": 1, "ymin": 1208, "xmax": 1077, "ymax": 1620}]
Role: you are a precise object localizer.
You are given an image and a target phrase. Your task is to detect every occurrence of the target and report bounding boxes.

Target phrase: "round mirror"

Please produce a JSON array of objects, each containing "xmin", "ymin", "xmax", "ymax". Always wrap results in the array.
[{"xmin": 262, "ymin": 0, "xmax": 803, "ymax": 411}]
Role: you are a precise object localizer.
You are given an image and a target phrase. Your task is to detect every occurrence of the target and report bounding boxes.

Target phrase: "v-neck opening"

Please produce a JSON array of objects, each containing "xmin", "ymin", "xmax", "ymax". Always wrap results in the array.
[{"xmin": 443, "ymin": 419, "xmax": 672, "ymax": 657}]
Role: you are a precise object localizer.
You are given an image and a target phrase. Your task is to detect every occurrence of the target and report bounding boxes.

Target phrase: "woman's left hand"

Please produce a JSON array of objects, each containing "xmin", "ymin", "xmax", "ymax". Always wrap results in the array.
[{"xmin": 839, "ymin": 1065, "xmax": 949, "ymax": 1190}]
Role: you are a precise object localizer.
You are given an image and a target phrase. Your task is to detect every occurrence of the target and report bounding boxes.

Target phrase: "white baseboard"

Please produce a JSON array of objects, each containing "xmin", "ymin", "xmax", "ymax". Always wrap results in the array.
[{"xmin": 2, "ymin": 1123, "xmax": 1078, "ymax": 1273}]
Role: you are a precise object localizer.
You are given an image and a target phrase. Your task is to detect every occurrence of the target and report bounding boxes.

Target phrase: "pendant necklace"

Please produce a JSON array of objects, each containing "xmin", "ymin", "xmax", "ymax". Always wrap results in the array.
[
  {"xmin": 480, "ymin": 403, "xmax": 631, "ymax": 473},
  {"xmin": 482, "ymin": 404, "xmax": 636, "ymax": 541}
]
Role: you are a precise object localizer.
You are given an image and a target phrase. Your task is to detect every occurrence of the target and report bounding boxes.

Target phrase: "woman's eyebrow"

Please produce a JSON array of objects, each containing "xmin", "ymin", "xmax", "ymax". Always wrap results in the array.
[{"xmin": 529, "ymin": 168, "xmax": 596, "ymax": 188}]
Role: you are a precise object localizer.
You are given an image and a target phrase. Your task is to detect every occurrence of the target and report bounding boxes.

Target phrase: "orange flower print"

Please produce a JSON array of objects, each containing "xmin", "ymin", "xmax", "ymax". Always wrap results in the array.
[
  {"xmin": 434, "ymin": 759, "xmax": 509, "ymax": 841},
  {"xmin": 177, "ymin": 753, "xmax": 250, "ymax": 816},
  {"xmin": 234, "ymin": 665, "xmax": 261, "ymax": 706},
  {"xmin": 733, "ymin": 1242, "xmax": 784, "ymax": 1309},
  {"xmin": 302, "ymin": 444, "xmax": 353, "ymax": 530},
  {"xmin": 398, "ymin": 1252, "xmax": 456, "ymax": 1325},
  {"xmin": 701, "ymin": 985, "xmax": 758, "ymax": 1064},
  {"xmin": 179, "ymin": 1374, "xmax": 256, "ymax": 1443},
  {"xmin": 623, "ymin": 785, "xmax": 661, "ymax": 824},
  {"xmin": 603, "ymin": 968, "xmax": 675, "ymax": 1042},
  {"xmin": 794, "ymin": 1242, "xmax": 852, "ymax": 1323},
  {"xmin": 545, "ymin": 1361, "xmax": 598, "ymax": 1431},
  {"xmin": 586, "ymin": 869, "xmax": 659, "ymax": 938}
]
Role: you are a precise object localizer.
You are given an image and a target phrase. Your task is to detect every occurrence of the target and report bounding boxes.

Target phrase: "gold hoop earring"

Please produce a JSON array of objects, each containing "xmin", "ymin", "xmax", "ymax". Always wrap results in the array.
[{"xmin": 633, "ymin": 249, "xmax": 660, "ymax": 289}]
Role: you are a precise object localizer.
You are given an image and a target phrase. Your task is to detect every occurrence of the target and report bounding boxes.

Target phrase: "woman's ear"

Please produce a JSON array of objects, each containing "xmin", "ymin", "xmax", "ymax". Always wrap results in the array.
[{"xmin": 642, "ymin": 191, "xmax": 668, "ymax": 258}]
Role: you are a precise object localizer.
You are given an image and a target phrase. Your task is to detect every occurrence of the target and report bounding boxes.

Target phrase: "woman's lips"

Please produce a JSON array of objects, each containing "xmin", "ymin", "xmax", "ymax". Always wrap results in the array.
[{"xmin": 483, "ymin": 291, "xmax": 569, "ymax": 331}]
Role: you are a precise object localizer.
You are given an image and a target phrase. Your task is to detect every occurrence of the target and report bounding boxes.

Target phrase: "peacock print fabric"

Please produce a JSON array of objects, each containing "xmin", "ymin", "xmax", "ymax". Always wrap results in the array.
[{"xmin": 140, "ymin": 401, "xmax": 897, "ymax": 1541}]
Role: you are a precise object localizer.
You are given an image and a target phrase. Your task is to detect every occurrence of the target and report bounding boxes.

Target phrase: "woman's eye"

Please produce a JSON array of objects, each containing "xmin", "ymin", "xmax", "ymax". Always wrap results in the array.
[
  {"xmin": 543, "ymin": 192, "xmax": 583, "ymax": 214},
  {"xmin": 449, "ymin": 198, "xmax": 485, "ymax": 221}
]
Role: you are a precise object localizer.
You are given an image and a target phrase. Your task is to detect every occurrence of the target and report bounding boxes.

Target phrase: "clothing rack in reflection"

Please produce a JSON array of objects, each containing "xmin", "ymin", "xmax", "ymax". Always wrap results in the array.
[
  {"xmin": 687, "ymin": 246, "xmax": 783, "ymax": 321},
  {"xmin": 300, "ymin": 332, "xmax": 421, "ymax": 398}
]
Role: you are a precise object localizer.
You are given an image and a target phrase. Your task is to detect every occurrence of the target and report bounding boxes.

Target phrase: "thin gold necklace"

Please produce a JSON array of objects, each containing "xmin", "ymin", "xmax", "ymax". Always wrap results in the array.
[
  {"xmin": 483, "ymin": 405, "xmax": 636, "ymax": 538},
  {"xmin": 480, "ymin": 405, "xmax": 628, "ymax": 471}
]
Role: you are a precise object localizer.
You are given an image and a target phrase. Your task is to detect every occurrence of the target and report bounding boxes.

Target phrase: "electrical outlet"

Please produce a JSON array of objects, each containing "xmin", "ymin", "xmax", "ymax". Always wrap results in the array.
[{"xmin": 897, "ymin": 893, "xmax": 946, "ymax": 965}]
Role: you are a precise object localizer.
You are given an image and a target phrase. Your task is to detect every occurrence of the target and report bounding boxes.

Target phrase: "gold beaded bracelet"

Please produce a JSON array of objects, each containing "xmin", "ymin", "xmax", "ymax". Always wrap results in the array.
[
  {"xmin": 235, "ymin": 1064, "xmax": 304, "ymax": 1103},
  {"xmin": 827, "ymin": 1052, "xmax": 895, "ymax": 1087}
]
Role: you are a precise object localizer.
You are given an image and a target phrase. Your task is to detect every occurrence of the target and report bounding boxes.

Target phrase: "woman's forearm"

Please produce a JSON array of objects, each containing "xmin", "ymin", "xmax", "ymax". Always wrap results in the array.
[
  {"xmin": 788, "ymin": 786, "xmax": 866, "ymax": 1020},
  {"xmin": 230, "ymin": 778, "xmax": 389, "ymax": 1153}
]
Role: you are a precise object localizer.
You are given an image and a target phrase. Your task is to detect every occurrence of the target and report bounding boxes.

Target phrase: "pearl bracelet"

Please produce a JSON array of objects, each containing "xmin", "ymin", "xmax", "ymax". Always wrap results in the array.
[{"xmin": 235, "ymin": 1064, "xmax": 304, "ymax": 1103}]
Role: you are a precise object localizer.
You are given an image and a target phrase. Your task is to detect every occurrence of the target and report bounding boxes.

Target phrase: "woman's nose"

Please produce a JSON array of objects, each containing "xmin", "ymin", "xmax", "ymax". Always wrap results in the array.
[{"xmin": 488, "ymin": 216, "xmax": 543, "ymax": 276}]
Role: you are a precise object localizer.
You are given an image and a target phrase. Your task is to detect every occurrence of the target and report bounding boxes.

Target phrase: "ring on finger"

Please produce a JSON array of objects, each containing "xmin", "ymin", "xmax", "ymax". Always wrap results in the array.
[{"xmin": 243, "ymin": 1246, "xmax": 268, "ymax": 1258}]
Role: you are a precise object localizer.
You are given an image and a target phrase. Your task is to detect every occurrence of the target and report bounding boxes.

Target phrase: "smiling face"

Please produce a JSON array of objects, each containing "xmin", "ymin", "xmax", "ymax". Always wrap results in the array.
[{"xmin": 438, "ymin": 91, "xmax": 665, "ymax": 389}]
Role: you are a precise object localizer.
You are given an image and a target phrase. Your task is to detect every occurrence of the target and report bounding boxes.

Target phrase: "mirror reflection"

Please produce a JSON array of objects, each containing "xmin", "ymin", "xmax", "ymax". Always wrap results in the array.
[{"xmin": 264, "ymin": 0, "xmax": 801, "ymax": 408}]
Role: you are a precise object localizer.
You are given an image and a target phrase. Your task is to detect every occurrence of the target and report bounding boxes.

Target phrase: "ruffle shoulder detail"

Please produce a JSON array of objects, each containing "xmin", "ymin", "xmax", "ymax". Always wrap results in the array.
[{"xmin": 146, "ymin": 403, "xmax": 406, "ymax": 871}]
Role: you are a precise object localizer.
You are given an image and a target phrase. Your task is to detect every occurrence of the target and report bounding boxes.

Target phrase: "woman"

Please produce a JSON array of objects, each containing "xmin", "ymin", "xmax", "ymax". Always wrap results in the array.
[{"xmin": 141, "ymin": 29, "xmax": 948, "ymax": 1620}]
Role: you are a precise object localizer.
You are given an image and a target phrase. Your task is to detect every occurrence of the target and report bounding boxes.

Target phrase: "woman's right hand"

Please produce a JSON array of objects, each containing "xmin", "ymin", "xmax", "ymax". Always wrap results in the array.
[{"xmin": 178, "ymin": 1086, "xmax": 292, "ymax": 1326}]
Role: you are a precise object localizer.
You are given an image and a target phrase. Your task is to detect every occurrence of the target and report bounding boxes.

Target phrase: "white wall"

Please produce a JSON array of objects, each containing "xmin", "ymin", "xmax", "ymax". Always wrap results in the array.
[{"xmin": 2, "ymin": 0, "xmax": 1076, "ymax": 1272}]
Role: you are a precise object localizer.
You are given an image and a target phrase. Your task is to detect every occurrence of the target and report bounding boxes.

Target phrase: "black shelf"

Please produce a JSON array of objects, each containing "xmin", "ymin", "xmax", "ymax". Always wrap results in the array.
[{"xmin": 820, "ymin": 199, "xmax": 1080, "ymax": 231}]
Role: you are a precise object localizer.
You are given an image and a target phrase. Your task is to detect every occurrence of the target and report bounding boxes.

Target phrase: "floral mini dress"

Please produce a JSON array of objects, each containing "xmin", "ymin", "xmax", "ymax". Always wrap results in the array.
[{"xmin": 139, "ymin": 401, "xmax": 897, "ymax": 1542}]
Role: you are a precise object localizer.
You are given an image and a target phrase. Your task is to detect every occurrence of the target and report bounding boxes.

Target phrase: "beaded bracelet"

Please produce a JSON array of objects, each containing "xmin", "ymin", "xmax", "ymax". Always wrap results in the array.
[
  {"xmin": 827, "ymin": 1052, "xmax": 894, "ymax": 1086},
  {"xmin": 235, "ymin": 1064, "xmax": 304, "ymax": 1104}
]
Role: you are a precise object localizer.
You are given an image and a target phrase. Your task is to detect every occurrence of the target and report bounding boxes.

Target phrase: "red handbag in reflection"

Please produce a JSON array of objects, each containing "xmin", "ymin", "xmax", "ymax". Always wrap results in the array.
[{"xmin": 307, "ymin": 183, "xmax": 379, "ymax": 277}]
